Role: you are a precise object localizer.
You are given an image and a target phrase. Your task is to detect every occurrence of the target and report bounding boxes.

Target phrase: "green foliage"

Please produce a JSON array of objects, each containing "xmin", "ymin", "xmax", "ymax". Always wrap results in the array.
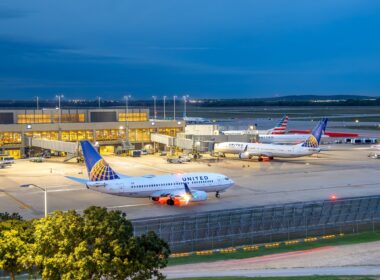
[
  {"xmin": 0, "ymin": 212, "xmax": 23, "ymax": 221},
  {"xmin": 0, "ymin": 217, "xmax": 33, "ymax": 280},
  {"xmin": 31, "ymin": 207, "xmax": 170, "ymax": 279}
]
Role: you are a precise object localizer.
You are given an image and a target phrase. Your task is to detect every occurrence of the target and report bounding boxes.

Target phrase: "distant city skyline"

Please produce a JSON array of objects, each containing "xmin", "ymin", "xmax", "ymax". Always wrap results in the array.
[{"xmin": 1, "ymin": 0, "xmax": 380, "ymax": 99}]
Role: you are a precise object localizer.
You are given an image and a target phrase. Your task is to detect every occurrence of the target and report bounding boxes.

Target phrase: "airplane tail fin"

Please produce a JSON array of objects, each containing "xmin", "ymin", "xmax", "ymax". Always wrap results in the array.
[
  {"xmin": 80, "ymin": 140, "xmax": 120, "ymax": 181},
  {"xmin": 301, "ymin": 118, "xmax": 328, "ymax": 148},
  {"xmin": 270, "ymin": 115, "xmax": 288, "ymax": 135}
]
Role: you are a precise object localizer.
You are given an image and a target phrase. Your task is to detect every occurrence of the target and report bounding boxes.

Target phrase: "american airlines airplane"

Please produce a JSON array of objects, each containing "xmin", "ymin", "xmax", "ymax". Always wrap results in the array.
[
  {"xmin": 214, "ymin": 118, "xmax": 327, "ymax": 161},
  {"xmin": 222, "ymin": 115, "xmax": 289, "ymax": 136},
  {"xmin": 66, "ymin": 141, "xmax": 234, "ymax": 206},
  {"xmin": 259, "ymin": 118, "xmax": 329, "ymax": 144}
]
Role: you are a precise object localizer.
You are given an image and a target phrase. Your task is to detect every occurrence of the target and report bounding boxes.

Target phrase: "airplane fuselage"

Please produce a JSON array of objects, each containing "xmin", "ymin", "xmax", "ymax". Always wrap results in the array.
[
  {"xmin": 86, "ymin": 172, "xmax": 234, "ymax": 197},
  {"xmin": 214, "ymin": 142, "xmax": 320, "ymax": 158},
  {"xmin": 259, "ymin": 134, "xmax": 329, "ymax": 144}
]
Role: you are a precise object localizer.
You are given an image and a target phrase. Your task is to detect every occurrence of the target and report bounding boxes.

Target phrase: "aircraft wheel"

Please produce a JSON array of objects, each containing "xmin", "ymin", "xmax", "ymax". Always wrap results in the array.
[{"xmin": 216, "ymin": 191, "xmax": 220, "ymax": 198}]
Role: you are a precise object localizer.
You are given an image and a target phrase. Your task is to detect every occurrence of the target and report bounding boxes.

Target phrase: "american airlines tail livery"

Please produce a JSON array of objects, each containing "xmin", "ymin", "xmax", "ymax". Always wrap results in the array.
[
  {"xmin": 66, "ymin": 141, "xmax": 234, "ymax": 206},
  {"xmin": 214, "ymin": 118, "xmax": 328, "ymax": 161}
]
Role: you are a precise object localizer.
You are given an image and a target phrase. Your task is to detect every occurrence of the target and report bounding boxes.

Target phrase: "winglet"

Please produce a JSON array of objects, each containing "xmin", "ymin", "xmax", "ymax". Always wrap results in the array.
[{"xmin": 184, "ymin": 182, "xmax": 192, "ymax": 196}]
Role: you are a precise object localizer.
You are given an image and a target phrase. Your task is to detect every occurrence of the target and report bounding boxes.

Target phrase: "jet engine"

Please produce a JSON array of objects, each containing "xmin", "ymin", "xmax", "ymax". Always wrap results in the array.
[
  {"xmin": 189, "ymin": 191, "xmax": 208, "ymax": 202},
  {"xmin": 239, "ymin": 152, "xmax": 251, "ymax": 159}
]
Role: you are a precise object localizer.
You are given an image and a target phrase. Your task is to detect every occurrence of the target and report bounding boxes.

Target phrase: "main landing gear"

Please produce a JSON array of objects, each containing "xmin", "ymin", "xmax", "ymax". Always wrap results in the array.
[{"xmin": 215, "ymin": 191, "xmax": 220, "ymax": 198}]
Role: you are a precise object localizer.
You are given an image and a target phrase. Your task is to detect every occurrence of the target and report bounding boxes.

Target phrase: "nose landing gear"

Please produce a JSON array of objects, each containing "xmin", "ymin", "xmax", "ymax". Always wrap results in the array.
[{"xmin": 215, "ymin": 191, "xmax": 220, "ymax": 198}]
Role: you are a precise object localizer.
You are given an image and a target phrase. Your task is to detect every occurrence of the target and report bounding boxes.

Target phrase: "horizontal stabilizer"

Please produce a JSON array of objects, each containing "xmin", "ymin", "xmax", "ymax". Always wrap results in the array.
[
  {"xmin": 65, "ymin": 176, "xmax": 88, "ymax": 185},
  {"xmin": 118, "ymin": 173, "xmax": 131, "ymax": 179}
]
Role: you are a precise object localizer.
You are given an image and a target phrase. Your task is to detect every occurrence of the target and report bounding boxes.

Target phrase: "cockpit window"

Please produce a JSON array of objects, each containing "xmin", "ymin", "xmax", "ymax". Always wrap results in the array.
[{"xmin": 224, "ymin": 177, "xmax": 229, "ymax": 180}]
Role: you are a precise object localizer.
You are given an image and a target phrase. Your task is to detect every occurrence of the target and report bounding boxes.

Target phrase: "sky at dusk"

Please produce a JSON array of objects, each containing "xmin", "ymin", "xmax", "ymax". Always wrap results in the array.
[{"xmin": 1, "ymin": 0, "xmax": 380, "ymax": 99}]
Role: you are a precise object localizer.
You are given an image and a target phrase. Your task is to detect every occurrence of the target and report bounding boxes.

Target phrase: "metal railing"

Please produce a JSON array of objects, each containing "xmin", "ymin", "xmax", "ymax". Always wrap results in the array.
[{"xmin": 132, "ymin": 195, "xmax": 380, "ymax": 252}]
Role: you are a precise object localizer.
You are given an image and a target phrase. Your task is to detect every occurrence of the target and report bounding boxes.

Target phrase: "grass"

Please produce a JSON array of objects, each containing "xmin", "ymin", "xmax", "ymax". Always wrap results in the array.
[
  {"xmin": 168, "ymin": 230, "xmax": 380, "ymax": 266},
  {"xmin": 173, "ymin": 277, "xmax": 378, "ymax": 280}
]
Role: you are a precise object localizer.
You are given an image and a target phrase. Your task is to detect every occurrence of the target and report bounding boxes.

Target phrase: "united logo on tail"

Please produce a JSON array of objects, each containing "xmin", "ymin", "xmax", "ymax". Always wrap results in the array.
[
  {"xmin": 302, "ymin": 135, "xmax": 319, "ymax": 148},
  {"xmin": 301, "ymin": 117, "xmax": 328, "ymax": 148},
  {"xmin": 81, "ymin": 141, "xmax": 119, "ymax": 181}
]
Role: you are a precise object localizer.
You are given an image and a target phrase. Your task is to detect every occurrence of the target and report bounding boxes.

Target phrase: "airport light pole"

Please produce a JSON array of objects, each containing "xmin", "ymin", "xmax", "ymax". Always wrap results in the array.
[
  {"xmin": 173, "ymin": 95, "xmax": 177, "ymax": 120},
  {"xmin": 124, "ymin": 95, "xmax": 131, "ymax": 121},
  {"xmin": 163, "ymin": 96, "xmax": 167, "ymax": 120},
  {"xmin": 182, "ymin": 95, "xmax": 189, "ymax": 119},
  {"xmin": 20, "ymin": 184, "xmax": 47, "ymax": 217},
  {"xmin": 56, "ymin": 94, "xmax": 64, "ymax": 124},
  {"xmin": 124, "ymin": 95, "xmax": 131, "ymax": 141},
  {"xmin": 97, "ymin": 96, "xmax": 101, "ymax": 108},
  {"xmin": 35, "ymin": 96, "xmax": 39, "ymax": 110},
  {"xmin": 152, "ymin": 96, "xmax": 157, "ymax": 119}
]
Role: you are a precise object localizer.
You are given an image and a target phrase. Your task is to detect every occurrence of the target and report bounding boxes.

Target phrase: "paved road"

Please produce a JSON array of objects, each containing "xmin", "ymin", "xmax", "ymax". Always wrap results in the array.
[
  {"xmin": 165, "ymin": 241, "xmax": 380, "ymax": 278},
  {"xmin": 166, "ymin": 266, "xmax": 380, "ymax": 279}
]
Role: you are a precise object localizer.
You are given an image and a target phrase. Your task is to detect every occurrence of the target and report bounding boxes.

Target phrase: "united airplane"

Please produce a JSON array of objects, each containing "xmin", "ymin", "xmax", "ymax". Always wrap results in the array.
[
  {"xmin": 214, "ymin": 118, "xmax": 327, "ymax": 161},
  {"xmin": 259, "ymin": 118, "xmax": 329, "ymax": 144},
  {"xmin": 66, "ymin": 141, "xmax": 234, "ymax": 206}
]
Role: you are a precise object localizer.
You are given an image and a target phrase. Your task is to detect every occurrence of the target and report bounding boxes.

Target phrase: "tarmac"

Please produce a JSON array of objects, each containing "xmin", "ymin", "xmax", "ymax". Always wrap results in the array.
[{"xmin": 0, "ymin": 143, "xmax": 379, "ymax": 220}]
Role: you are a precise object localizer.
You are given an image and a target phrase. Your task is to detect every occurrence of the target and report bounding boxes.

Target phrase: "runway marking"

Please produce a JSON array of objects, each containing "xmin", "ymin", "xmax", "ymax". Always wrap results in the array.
[
  {"xmin": 0, "ymin": 189, "xmax": 36, "ymax": 211},
  {"xmin": 47, "ymin": 188, "xmax": 85, "ymax": 193},
  {"xmin": 106, "ymin": 203, "xmax": 152, "ymax": 209},
  {"xmin": 73, "ymin": 203, "xmax": 152, "ymax": 213}
]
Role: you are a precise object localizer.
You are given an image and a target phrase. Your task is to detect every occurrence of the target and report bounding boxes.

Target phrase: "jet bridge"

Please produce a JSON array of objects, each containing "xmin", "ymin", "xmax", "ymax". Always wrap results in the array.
[{"xmin": 27, "ymin": 138, "xmax": 79, "ymax": 161}]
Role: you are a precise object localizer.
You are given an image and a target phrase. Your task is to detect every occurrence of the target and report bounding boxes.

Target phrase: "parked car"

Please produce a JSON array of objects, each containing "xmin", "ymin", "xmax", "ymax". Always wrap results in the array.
[
  {"xmin": 368, "ymin": 153, "xmax": 380, "ymax": 159},
  {"xmin": 167, "ymin": 157, "xmax": 185, "ymax": 164},
  {"xmin": 1, "ymin": 156, "xmax": 14, "ymax": 165}
]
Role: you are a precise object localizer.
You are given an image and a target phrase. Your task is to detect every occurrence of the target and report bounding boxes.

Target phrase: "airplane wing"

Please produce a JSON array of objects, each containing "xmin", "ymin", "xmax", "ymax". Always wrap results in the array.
[
  {"xmin": 150, "ymin": 189, "xmax": 186, "ymax": 198},
  {"xmin": 259, "ymin": 152, "xmax": 274, "ymax": 157},
  {"xmin": 150, "ymin": 183, "xmax": 207, "ymax": 206}
]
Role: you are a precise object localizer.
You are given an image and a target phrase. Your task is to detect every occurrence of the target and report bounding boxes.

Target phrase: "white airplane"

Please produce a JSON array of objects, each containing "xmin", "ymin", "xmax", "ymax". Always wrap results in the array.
[
  {"xmin": 183, "ymin": 116, "xmax": 209, "ymax": 124},
  {"xmin": 214, "ymin": 118, "xmax": 327, "ymax": 161},
  {"xmin": 370, "ymin": 144, "xmax": 380, "ymax": 150},
  {"xmin": 66, "ymin": 141, "xmax": 234, "ymax": 206},
  {"xmin": 222, "ymin": 115, "xmax": 288, "ymax": 136},
  {"xmin": 259, "ymin": 118, "xmax": 329, "ymax": 144}
]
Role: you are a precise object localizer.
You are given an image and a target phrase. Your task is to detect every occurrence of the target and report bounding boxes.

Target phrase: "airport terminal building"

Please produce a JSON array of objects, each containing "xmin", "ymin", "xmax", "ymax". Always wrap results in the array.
[{"xmin": 0, "ymin": 108, "xmax": 185, "ymax": 158}]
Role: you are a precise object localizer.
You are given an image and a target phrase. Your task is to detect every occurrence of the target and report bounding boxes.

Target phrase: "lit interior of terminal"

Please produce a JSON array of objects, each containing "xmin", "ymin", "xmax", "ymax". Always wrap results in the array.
[{"xmin": 0, "ymin": 108, "xmax": 184, "ymax": 158}]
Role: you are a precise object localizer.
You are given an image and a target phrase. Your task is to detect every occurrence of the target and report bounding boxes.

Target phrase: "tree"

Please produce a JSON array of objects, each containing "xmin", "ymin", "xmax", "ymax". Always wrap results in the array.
[
  {"xmin": 0, "ymin": 217, "xmax": 33, "ymax": 280},
  {"xmin": 33, "ymin": 210, "xmax": 85, "ymax": 279},
  {"xmin": 33, "ymin": 207, "xmax": 170, "ymax": 279},
  {"xmin": 128, "ymin": 231, "xmax": 170, "ymax": 280}
]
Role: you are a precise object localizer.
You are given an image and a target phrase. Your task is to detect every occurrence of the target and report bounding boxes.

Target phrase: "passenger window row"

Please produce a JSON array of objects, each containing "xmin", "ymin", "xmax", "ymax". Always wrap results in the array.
[{"xmin": 131, "ymin": 180, "xmax": 213, "ymax": 189}]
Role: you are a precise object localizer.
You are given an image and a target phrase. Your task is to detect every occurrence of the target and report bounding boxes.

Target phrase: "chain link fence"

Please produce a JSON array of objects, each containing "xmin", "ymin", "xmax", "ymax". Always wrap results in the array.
[{"xmin": 132, "ymin": 195, "xmax": 380, "ymax": 252}]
